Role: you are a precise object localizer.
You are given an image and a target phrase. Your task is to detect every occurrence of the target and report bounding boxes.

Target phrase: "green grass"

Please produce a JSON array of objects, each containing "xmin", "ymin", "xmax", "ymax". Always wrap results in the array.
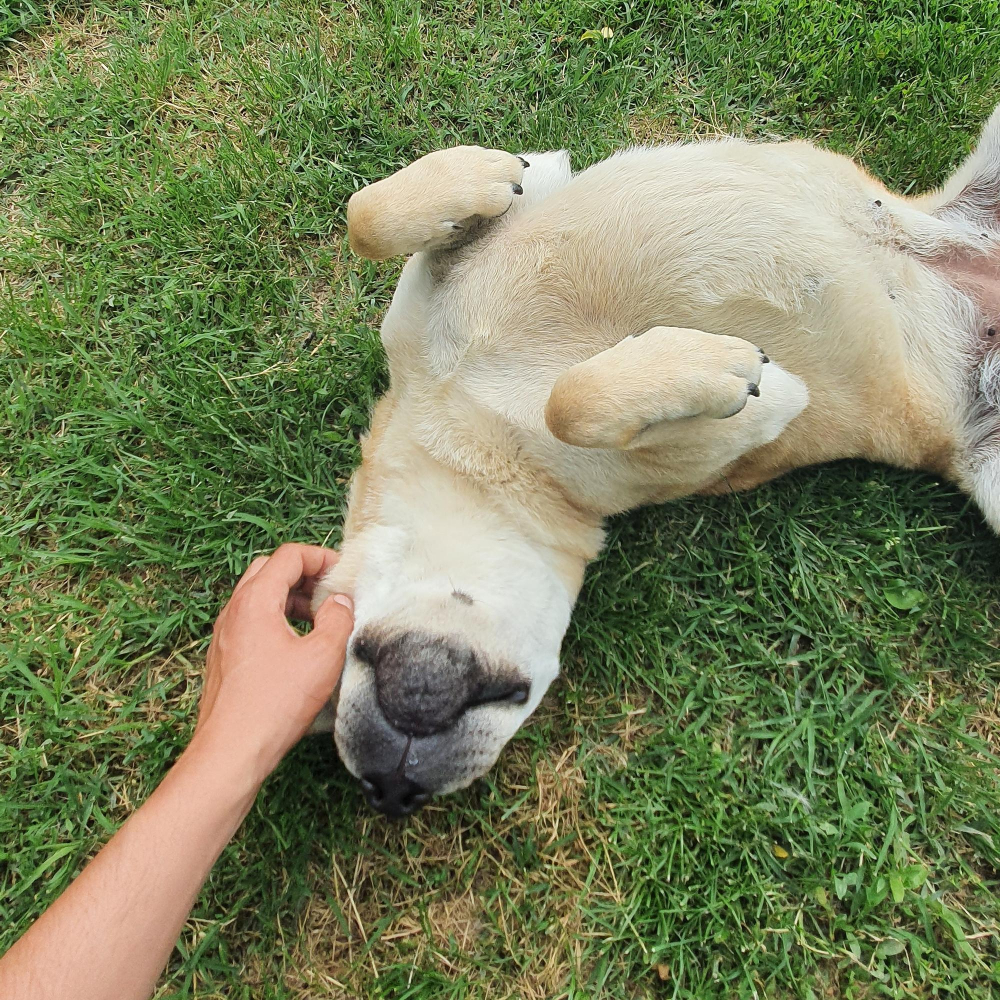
[{"xmin": 2, "ymin": 1, "xmax": 1000, "ymax": 997}]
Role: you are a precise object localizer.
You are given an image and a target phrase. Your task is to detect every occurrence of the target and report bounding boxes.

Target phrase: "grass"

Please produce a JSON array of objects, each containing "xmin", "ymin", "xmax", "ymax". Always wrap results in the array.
[{"xmin": 2, "ymin": 0, "xmax": 1000, "ymax": 996}]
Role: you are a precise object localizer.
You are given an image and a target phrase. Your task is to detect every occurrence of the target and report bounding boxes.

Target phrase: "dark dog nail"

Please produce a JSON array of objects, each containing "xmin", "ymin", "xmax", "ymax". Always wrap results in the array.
[
  {"xmin": 747, "ymin": 383, "xmax": 760, "ymax": 397},
  {"xmin": 518, "ymin": 156, "xmax": 530, "ymax": 168},
  {"xmin": 512, "ymin": 183, "xmax": 523, "ymax": 195}
]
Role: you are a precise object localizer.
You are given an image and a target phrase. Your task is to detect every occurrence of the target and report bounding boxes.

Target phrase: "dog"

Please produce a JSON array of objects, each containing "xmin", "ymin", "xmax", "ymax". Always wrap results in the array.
[{"xmin": 310, "ymin": 108, "xmax": 1000, "ymax": 817}]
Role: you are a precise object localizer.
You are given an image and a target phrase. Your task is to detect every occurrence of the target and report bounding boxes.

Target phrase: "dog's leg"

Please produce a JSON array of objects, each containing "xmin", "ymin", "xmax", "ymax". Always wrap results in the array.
[
  {"xmin": 545, "ymin": 326, "xmax": 808, "ymax": 450},
  {"xmin": 912, "ymin": 103, "xmax": 1000, "ymax": 217},
  {"xmin": 971, "ymin": 454, "xmax": 1000, "ymax": 531},
  {"xmin": 346, "ymin": 146, "xmax": 529, "ymax": 260},
  {"xmin": 543, "ymin": 325, "xmax": 809, "ymax": 491}
]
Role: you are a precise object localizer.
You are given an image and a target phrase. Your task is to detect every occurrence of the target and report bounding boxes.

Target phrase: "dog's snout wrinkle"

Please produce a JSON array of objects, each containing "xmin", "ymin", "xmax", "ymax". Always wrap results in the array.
[{"xmin": 356, "ymin": 627, "xmax": 530, "ymax": 737}]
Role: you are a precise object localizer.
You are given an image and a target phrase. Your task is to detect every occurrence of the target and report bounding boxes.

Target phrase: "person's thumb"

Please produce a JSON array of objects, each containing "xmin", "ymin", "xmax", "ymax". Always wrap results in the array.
[{"xmin": 307, "ymin": 594, "xmax": 355, "ymax": 663}]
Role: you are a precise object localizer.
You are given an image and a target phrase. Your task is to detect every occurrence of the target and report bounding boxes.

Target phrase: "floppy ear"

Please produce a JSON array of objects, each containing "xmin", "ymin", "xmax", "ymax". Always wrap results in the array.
[{"xmin": 544, "ymin": 326, "xmax": 766, "ymax": 450}]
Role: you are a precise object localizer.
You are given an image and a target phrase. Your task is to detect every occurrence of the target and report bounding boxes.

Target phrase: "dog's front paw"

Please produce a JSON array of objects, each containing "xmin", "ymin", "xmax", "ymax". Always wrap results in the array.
[
  {"xmin": 546, "ymin": 327, "xmax": 772, "ymax": 450},
  {"xmin": 634, "ymin": 329, "xmax": 768, "ymax": 420},
  {"xmin": 427, "ymin": 146, "xmax": 526, "ymax": 244},
  {"xmin": 347, "ymin": 145, "xmax": 526, "ymax": 259},
  {"xmin": 702, "ymin": 341, "xmax": 771, "ymax": 419}
]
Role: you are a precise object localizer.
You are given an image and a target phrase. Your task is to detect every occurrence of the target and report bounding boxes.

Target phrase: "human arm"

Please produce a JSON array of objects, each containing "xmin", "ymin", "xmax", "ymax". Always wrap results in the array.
[{"xmin": 0, "ymin": 544, "xmax": 354, "ymax": 1000}]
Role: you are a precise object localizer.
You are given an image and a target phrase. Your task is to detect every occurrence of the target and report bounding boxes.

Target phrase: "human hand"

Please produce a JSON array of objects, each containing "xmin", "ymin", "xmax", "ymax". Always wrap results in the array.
[{"xmin": 192, "ymin": 544, "xmax": 354, "ymax": 781}]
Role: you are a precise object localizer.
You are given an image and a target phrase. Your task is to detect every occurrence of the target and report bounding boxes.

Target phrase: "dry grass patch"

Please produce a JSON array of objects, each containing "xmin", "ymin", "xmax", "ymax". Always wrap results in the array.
[
  {"xmin": 138, "ymin": 10, "xmax": 354, "ymax": 167},
  {"xmin": 301, "ymin": 265, "xmax": 343, "ymax": 326},
  {"xmin": 311, "ymin": 9, "xmax": 362, "ymax": 58},
  {"xmin": 628, "ymin": 111, "xmax": 725, "ymax": 146},
  {"xmin": 0, "ymin": 180, "xmax": 54, "ymax": 301},
  {"xmin": 878, "ymin": 662, "xmax": 1000, "ymax": 757},
  {"xmin": 629, "ymin": 105, "xmax": 805, "ymax": 146},
  {"xmin": 0, "ymin": 12, "xmax": 115, "ymax": 93},
  {"xmin": 273, "ymin": 704, "xmax": 630, "ymax": 998},
  {"xmin": 146, "ymin": 45, "xmax": 273, "ymax": 165}
]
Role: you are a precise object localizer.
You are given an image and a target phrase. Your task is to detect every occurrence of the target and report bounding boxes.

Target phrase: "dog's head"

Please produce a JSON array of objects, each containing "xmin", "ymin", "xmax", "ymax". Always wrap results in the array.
[
  {"xmin": 313, "ymin": 395, "xmax": 600, "ymax": 815},
  {"xmin": 330, "ymin": 574, "xmax": 562, "ymax": 817}
]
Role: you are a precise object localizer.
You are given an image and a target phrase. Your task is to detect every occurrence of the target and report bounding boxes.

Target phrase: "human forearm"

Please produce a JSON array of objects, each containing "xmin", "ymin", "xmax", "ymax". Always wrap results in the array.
[
  {"xmin": 0, "ymin": 735, "xmax": 263, "ymax": 1000},
  {"xmin": 0, "ymin": 545, "xmax": 353, "ymax": 1000}
]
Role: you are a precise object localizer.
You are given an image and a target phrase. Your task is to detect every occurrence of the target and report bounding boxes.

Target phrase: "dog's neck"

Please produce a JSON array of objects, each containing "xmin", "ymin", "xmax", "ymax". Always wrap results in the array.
[
  {"xmin": 331, "ymin": 389, "xmax": 602, "ymax": 603},
  {"xmin": 406, "ymin": 385, "xmax": 607, "ymax": 594}
]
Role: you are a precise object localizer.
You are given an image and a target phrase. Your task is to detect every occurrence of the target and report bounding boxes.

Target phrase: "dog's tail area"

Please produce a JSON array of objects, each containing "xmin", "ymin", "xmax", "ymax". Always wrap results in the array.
[{"xmin": 918, "ymin": 103, "xmax": 1000, "ymax": 226}]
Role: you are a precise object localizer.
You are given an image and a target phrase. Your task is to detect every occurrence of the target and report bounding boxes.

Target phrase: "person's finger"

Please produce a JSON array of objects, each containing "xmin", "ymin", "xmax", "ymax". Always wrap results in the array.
[
  {"xmin": 232, "ymin": 554, "xmax": 271, "ymax": 597},
  {"xmin": 249, "ymin": 545, "xmax": 341, "ymax": 605},
  {"xmin": 304, "ymin": 594, "xmax": 354, "ymax": 669}
]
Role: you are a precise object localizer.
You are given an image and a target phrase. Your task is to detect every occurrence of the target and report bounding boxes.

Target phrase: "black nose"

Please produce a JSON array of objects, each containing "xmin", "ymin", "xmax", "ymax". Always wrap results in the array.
[
  {"xmin": 360, "ymin": 772, "xmax": 431, "ymax": 818},
  {"xmin": 353, "ymin": 628, "xmax": 531, "ymax": 738}
]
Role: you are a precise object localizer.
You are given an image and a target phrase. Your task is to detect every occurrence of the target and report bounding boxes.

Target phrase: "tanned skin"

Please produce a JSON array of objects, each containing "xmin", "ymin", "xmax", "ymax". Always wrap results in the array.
[{"xmin": 0, "ymin": 544, "xmax": 355, "ymax": 1000}]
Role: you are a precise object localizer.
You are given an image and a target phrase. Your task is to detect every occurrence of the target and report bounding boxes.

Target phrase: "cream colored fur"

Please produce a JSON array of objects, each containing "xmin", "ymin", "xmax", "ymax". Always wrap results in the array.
[{"xmin": 313, "ymin": 113, "xmax": 1000, "ymax": 801}]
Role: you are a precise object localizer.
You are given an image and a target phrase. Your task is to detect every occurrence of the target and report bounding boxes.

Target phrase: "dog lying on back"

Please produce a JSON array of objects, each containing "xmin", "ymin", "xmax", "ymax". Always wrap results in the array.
[{"xmin": 311, "ymin": 107, "xmax": 1000, "ymax": 816}]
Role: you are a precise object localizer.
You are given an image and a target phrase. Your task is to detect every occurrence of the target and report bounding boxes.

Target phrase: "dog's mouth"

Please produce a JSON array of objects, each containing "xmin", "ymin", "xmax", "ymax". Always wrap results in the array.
[
  {"xmin": 335, "ymin": 691, "xmax": 508, "ymax": 815},
  {"xmin": 358, "ymin": 736, "xmax": 432, "ymax": 817}
]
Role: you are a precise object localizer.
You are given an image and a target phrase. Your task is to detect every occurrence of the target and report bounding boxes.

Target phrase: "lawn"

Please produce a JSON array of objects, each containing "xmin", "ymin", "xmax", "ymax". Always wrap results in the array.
[{"xmin": 2, "ymin": 1, "xmax": 1000, "ymax": 997}]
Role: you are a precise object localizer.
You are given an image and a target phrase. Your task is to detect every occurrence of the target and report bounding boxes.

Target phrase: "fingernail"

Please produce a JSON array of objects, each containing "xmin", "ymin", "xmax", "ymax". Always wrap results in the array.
[{"xmin": 332, "ymin": 594, "xmax": 353, "ymax": 610}]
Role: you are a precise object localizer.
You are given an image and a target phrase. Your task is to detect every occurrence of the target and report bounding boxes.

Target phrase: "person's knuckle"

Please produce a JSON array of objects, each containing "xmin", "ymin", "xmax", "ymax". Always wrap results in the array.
[{"xmin": 224, "ymin": 593, "xmax": 250, "ymax": 620}]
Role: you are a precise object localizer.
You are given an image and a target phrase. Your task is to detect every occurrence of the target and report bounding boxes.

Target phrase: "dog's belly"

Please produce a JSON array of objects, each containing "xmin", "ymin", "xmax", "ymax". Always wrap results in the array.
[
  {"xmin": 924, "ymin": 245, "xmax": 1000, "ymax": 354},
  {"xmin": 439, "ymin": 141, "xmax": 974, "ymax": 500},
  {"xmin": 464, "ymin": 142, "xmax": 914, "ymax": 378}
]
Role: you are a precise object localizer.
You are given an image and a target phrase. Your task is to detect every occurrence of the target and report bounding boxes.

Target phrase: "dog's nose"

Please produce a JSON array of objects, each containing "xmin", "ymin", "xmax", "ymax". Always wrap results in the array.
[
  {"xmin": 360, "ymin": 772, "xmax": 431, "ymax": 818},
  {"xmin": 353, "ymin": 629, "xmax": 530, "ymax": 738}
]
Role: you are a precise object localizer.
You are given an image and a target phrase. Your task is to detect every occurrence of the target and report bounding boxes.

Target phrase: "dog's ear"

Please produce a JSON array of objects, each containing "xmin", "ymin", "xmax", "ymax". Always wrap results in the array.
[{"xmin": 544, "ymin": 327, "xmax": 764, "ymax": 450}]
